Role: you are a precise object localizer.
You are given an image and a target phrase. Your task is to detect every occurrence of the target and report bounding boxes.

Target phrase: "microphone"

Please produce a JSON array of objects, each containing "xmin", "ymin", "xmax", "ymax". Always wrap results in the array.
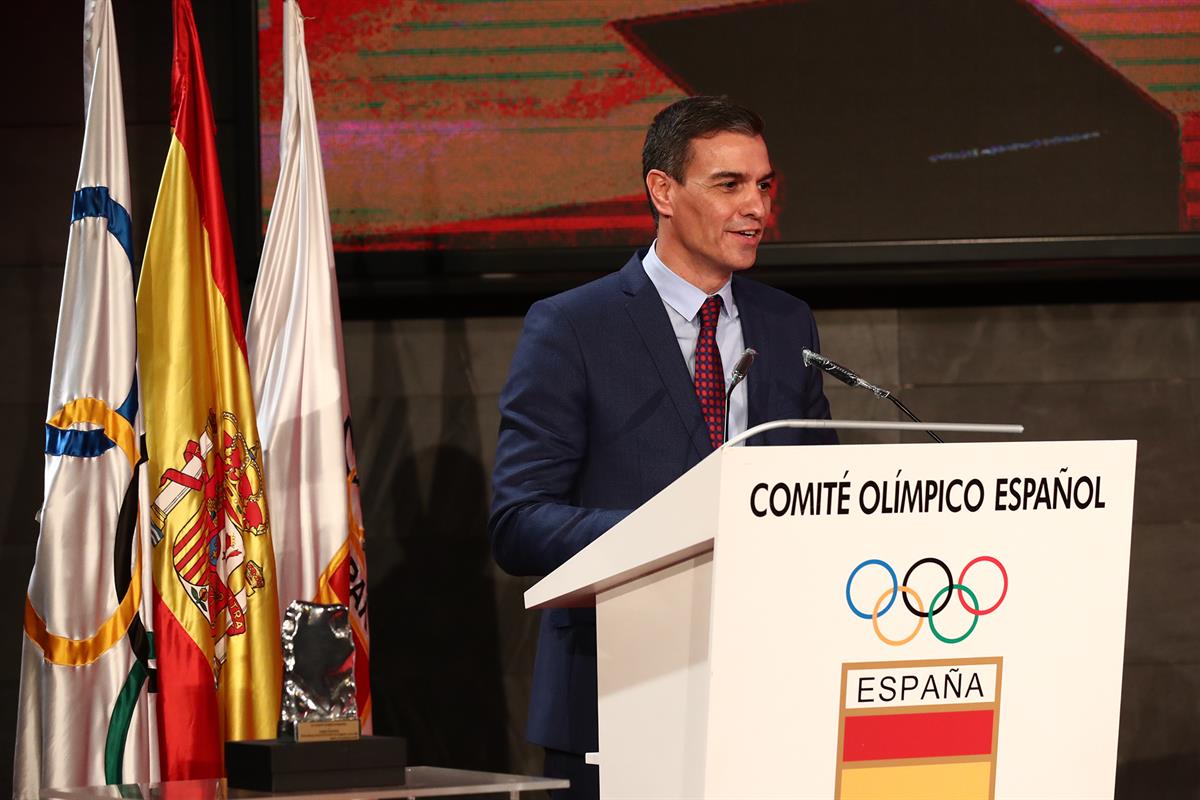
[
  {"xmin": 723, "ymin": 348, "xmax": 757, "ymax": 445},
  {"xmin": 730, "ymin": 347, "xmax": 757, "ymax": 386},
  {"xmin": 801, "ymin": 349, "xmax": 890, "ymax": 399},
  {"xmin": 801, "ymin": 348, "xmax": 944, "ymax": 443}
]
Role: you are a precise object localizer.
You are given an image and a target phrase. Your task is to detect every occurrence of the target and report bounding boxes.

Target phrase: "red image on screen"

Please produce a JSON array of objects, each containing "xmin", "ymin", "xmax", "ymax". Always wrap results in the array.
[{"xmin": 257, "ymin": 1, "xmax": 1200, "ymax": 254}]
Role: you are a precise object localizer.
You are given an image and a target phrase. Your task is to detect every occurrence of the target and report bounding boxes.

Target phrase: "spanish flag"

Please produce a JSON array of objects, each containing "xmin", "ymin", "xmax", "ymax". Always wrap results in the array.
[
  {"xmin": 836, "ymin": 658, "xmax": 1003, "ymax": 800},
  {"xmin": 136, "ymin": 0, "xmax": 282, "ymax": 779}
]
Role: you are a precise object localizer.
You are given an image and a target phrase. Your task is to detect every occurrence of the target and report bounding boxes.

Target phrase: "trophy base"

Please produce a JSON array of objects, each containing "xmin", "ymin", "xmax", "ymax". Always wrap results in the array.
[{"xmin": 226, "ymin": 735, "xmax": 408, "ymax": 791}]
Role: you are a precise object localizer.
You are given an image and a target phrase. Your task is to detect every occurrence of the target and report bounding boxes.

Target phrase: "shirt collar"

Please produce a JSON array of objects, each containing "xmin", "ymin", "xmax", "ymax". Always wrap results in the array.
[{"xmin": 642, "ymin": 240, "xmax": 738, "ymax": 323}]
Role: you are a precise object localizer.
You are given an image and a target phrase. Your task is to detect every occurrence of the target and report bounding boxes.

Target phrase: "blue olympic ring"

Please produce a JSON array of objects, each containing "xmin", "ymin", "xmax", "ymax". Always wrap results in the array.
[{"xmin": 845, "ymin": 559, "xmax": 898, "ymax": 620}]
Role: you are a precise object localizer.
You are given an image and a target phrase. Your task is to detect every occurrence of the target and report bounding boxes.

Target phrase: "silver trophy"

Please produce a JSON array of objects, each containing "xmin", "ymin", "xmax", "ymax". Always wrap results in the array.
[{"xmin": 279, "ymin": 601, "xmax": 360, "ymax": 741}]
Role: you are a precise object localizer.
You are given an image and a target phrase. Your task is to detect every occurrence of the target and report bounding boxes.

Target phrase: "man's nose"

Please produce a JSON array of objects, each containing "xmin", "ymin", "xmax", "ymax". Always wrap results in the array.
[{"xmin": 741, "ymin": 188, "xmax": 767, "ymax": 219}]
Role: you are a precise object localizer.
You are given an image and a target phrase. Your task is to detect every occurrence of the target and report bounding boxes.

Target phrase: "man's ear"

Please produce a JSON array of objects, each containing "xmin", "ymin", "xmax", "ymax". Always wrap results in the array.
[{"xmin": 646, "ymin": 169, "xmax": 674, "ymax": 220}]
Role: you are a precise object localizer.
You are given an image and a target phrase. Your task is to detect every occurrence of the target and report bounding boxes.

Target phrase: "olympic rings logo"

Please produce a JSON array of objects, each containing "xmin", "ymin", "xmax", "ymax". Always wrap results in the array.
[{"xmin": 845, "ymin": 556, "xmax": 1008, "ymax": 646}]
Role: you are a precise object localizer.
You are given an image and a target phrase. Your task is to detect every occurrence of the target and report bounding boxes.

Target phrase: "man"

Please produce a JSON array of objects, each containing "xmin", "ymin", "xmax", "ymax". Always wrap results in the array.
[{"xmin": 489, "ymin": 96, "xmax": 836, "ymax": 799}]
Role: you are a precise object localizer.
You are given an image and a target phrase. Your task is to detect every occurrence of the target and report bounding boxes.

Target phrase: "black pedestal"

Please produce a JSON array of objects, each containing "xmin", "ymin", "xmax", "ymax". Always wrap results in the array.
[{"xmin": 225, "ymin": 736, "xmax": 408, "ymax": 792}]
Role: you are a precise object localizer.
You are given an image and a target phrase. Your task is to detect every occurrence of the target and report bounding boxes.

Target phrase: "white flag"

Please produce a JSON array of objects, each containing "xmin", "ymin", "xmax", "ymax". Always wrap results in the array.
[
  {"xmin": 14, "ymin": 0, "xmax": 158, "ymax": 794},
  {"xmin": 248, "ymin": 0, "xmax": 372, "ymax": 730}
]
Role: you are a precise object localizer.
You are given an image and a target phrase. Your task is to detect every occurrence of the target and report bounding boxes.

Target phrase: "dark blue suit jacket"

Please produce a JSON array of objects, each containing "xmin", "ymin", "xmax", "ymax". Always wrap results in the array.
[{"xmin": 489, "ymin": 251, "xmax": 836, "ymax": 754}]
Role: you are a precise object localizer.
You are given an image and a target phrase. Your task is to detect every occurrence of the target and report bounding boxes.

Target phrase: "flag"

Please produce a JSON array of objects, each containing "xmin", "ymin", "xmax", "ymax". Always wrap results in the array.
[
  {"xmin": 248, "ymin": 0, "xmax": 372, "ymax": 731},
  {"xmin": 14, "ymin": 0, "xmax": 159, "ymax": 794},
  {"xmin": 136, "ymin": 0, "xmax": 282, "ymax": 779},
  {"xmin": 835, "ymin": 658, "xmax": 1003, "ymax": 799}
]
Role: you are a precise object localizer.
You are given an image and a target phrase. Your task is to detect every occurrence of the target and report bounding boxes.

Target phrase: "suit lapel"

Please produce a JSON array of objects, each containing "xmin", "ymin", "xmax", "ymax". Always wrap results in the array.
[
  {"xmin": 620, "ymin": 256, "xmax": 711, "ymax": 460},
  {"xmin": 733, "ymin": 278, "xmax": 773, "ymax": 429}
]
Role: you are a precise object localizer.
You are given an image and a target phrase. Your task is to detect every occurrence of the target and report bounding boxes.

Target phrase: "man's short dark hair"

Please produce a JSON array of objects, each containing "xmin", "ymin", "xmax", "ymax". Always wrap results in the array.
[{"xmin": 641, "ymin": 95, "xmax": 765, "ymax": 224}]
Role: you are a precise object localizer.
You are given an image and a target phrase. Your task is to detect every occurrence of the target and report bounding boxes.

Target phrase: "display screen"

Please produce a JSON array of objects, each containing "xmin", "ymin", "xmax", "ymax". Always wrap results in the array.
[{"xmin": 257, "ymin": 0, "xmax": 1200, "ymax": 255}]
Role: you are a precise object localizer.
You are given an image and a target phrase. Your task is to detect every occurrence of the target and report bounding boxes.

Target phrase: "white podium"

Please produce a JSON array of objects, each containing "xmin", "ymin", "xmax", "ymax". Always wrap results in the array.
[{"xmin": 526, "ymin": 437, "xmax": 1137, "ymax": 799}]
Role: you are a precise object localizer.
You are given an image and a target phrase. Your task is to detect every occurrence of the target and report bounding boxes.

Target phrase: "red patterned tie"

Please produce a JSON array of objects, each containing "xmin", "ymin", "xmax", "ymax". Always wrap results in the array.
[{"xmin": 694, "ymin": 295, "xmax": 726, "ymax": 449}]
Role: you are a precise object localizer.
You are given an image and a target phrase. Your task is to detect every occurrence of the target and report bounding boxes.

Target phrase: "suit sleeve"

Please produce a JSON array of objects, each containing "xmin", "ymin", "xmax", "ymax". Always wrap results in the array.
[
  {"xmin": 802, "ymin": 302, "xmax": 838, "ymax": 444},
  {"xmin": 787, "ymin": 303, "xmax": 835, "ymax": 448},
  {"xmin": 488, "ymin": 298, "xmax": 630, "ymax": 577}
]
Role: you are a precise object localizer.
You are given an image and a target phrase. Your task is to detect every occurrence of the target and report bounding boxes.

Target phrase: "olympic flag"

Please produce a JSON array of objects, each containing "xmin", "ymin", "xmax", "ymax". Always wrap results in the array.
[
  {"xmin": 247, "ymin": 0, "xmax": 372, "ymax": 730},
  {"xmin": 136, "ymin": 0, "xmax": 281, "ymax": 779},
  {"xmin": 13, "ymin": 0, "xmax": 159, "ymax": 793}
]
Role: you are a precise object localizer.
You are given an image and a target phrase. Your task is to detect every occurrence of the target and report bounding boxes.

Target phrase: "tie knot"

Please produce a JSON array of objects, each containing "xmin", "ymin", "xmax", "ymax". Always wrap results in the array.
[{"xmin": 699, "ymin": 295, "xmax": 723, "ymax": 330}]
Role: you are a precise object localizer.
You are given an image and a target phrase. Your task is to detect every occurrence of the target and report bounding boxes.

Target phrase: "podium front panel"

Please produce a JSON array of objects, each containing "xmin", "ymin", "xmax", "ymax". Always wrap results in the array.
[{"xmin": 703, "ymin": 440, "xmax": 1135, "ymax": 799}]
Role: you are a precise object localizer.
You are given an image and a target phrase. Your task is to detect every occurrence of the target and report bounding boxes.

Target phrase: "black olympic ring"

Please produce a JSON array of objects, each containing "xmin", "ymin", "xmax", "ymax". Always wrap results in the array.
[{"xmin": 901, "ymin": 557, "xmax": 953, "ymax": 618}]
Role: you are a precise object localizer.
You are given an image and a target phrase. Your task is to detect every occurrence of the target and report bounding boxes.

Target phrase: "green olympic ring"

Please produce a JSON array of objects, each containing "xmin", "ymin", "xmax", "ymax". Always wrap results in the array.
[{"xmin": 928, "ymin": 583, "xmax": 980, "ymax": 644}]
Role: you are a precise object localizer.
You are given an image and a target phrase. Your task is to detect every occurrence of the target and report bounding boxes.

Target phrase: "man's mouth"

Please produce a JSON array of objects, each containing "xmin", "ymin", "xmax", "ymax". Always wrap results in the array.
[{"xmin": 731, "ymin": 229, "xmax": 761, "ymax": 239}]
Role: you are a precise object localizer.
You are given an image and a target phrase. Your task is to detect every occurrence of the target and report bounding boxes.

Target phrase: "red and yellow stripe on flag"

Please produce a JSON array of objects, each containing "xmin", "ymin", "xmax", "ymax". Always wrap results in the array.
[
  {"xmin": 136, "ymin": 0, "xmax": 281, "ymax": 780},
  {"xmin": 836, "ymin": 658, "xmax": 1003, "ymax": 800}
]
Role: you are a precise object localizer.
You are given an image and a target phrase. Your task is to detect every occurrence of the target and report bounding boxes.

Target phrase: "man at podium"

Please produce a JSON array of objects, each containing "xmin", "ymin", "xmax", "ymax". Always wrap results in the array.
[{"xmin": 489, "ymin": 96, "xmax": 836, "ymax": 799}]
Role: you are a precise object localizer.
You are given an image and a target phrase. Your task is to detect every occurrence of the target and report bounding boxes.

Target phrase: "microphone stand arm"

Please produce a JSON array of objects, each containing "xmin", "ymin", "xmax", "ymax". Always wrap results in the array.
[{"xmin": 886, "ymin": 394, "xmax": 944, "ymax": 444}]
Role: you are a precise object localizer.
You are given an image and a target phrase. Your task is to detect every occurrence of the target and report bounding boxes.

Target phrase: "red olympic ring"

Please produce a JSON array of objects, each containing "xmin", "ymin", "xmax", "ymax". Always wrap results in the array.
[{"xmin": 957, "ymin": 555, "xmax": 1008, "ymax": 616}]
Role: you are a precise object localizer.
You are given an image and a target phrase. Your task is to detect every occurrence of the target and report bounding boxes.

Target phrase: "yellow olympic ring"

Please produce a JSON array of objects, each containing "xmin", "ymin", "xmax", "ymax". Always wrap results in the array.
[
  {"xmin": 24, "ymin": 532, "xmax": 143, "ymax": 666},
  {"xmin": 872, "ymin": 585, "xmax": 924, "ymax": 646}
]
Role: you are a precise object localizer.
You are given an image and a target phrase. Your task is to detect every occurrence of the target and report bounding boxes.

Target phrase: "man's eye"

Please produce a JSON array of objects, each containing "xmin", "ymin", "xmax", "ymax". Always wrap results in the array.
[
  {"xmin": 721, "ymin": 181, "xmax": 737, "ymax": 189},
  {"xmin": 758, "ymin": 181, "xmax": 773, "ymax": 192}
]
